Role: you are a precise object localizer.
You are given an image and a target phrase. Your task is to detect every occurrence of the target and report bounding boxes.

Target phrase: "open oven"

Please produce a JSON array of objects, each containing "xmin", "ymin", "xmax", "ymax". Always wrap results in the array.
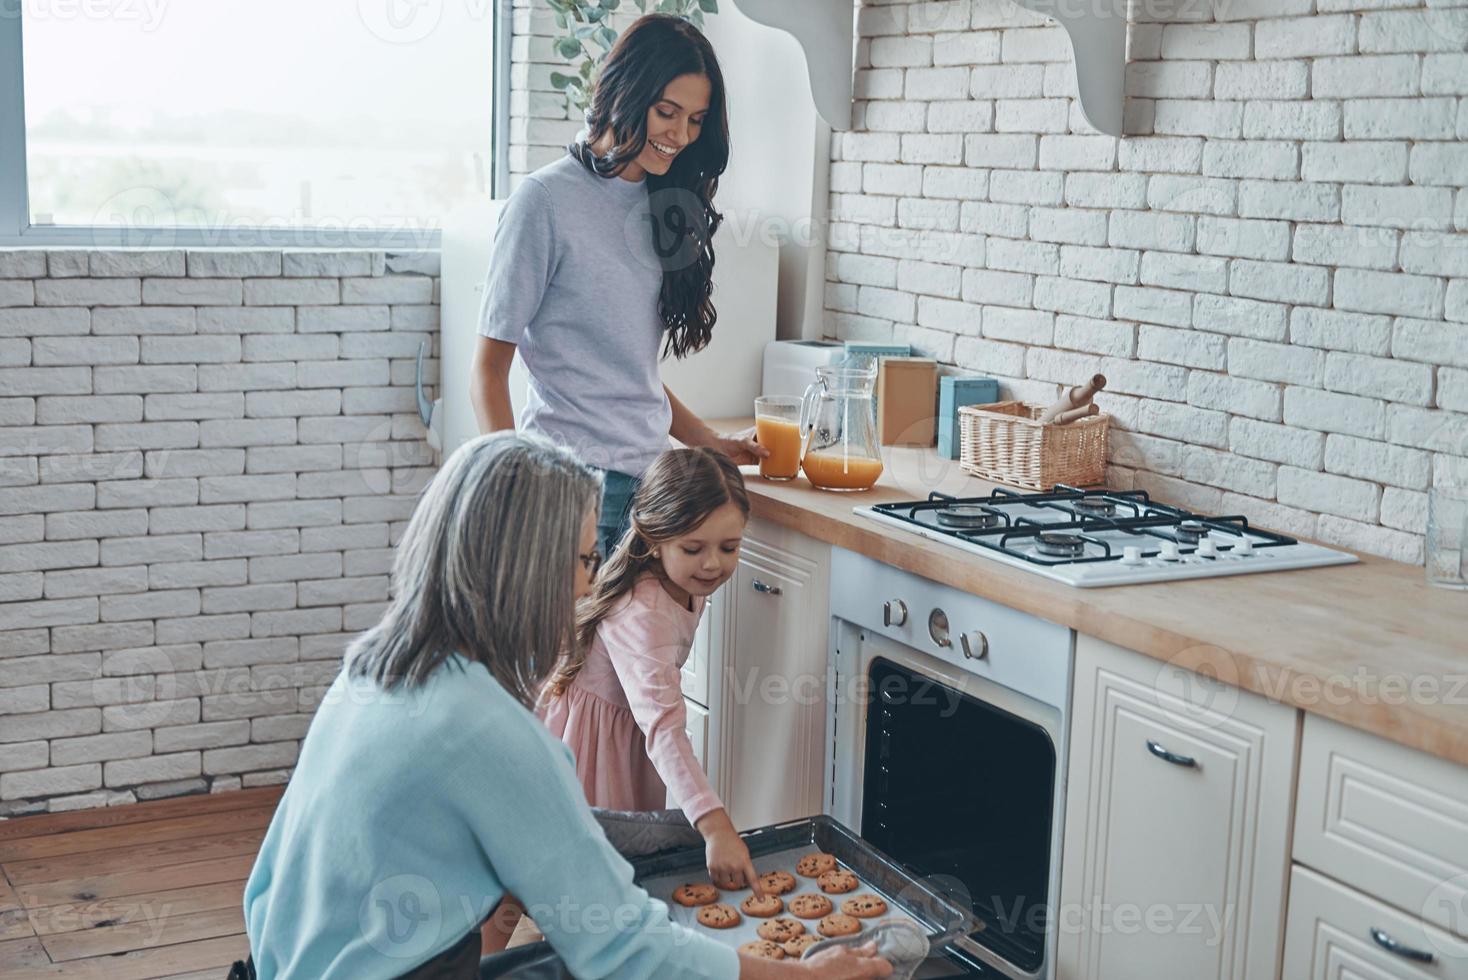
[{"xmin": 826, "ymin": 549, "xmax": 1072, "ymax": 979}]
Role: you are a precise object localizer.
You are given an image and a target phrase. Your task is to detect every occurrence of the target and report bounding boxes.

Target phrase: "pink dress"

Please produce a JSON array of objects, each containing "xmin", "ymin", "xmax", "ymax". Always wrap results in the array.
[{"xmin": 540, "ymin": 575, "xmax": 723, "ymax": 826}]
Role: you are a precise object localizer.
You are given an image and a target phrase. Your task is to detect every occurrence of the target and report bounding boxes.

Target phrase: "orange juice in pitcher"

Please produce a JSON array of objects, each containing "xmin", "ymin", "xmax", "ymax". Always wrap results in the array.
[
  {"xmin": 798, "ymin": 361, "xmax": 884, "ymax": 492},
  {"xmin": 801, "ymin": 451, "xmax": 884, "ymax": 491}
]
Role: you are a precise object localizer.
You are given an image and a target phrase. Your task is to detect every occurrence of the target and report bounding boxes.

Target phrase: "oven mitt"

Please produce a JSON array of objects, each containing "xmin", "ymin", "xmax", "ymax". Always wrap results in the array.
[
  {"xmin": 801, "ymin": 920, "xmax": 931, "ymax": 980},
  {"xmin": 590, "ymin": 806, "xmax": 704, "ymax": 859}
]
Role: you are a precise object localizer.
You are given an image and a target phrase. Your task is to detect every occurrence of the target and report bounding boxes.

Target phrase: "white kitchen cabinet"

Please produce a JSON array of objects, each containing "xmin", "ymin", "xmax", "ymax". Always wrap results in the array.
[
  {"xmin": 681, "ymin": 587, "xmax": 715, "ymax": 708},
  {"xmin": 1057, "ymin": 634, "xmax": 1297, "ymax": 980},
  {"xmin": 707, "ymin": 515, "xmax": 831, "ymax": 831},
  {"xmin": 1294, "ymin": 713, "xmax": 1468, "ymax": 940},
  {"xmin": 684, "ymin": 699, "xmax": 709, "ymax": 769},
  {"xmin": 1282, "ymin": 865, "xmax": 1468, "ymax": 979}
]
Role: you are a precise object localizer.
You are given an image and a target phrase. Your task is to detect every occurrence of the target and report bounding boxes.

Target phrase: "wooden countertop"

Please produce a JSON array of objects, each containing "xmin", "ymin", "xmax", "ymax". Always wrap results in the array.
[{"xmin": 712, "ymin": 419, "xmax": 1468, "ymax": 767}]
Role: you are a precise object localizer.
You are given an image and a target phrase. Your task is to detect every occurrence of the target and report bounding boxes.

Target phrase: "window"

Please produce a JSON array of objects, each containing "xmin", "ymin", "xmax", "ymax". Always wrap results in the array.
[{"xmin": 1, "ymin": 0, "xmax": 509, "ymax": 247}]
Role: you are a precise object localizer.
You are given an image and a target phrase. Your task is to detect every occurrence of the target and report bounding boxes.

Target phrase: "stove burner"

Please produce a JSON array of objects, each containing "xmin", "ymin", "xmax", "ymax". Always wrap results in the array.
[
  {"xmin": 1035, "ymin": 531, "xmax": 1086, "ymax": 559},
  {"xmin": 1175, "ymin": 520, "xmax": 1207, "ymax": 544},
  {"xmin": 935, "ymin": 505, "xmax": 1001, "ymax": 529},
  {"xmin": 1070, "ymin": 498, "xmax": 1117, "ymax": 519}
]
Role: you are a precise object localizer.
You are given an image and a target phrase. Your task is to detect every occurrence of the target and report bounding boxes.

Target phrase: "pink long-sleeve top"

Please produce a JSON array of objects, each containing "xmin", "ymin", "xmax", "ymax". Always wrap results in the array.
[{"xmin": 540, "ymin": 574, "xmax": 724, "ymax": 826}]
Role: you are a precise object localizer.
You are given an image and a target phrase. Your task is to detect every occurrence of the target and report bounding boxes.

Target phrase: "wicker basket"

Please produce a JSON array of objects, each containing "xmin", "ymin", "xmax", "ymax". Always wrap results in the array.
[{"xmin": 958, "ymin": 401, "xmax": 1110, "ymax": 491}]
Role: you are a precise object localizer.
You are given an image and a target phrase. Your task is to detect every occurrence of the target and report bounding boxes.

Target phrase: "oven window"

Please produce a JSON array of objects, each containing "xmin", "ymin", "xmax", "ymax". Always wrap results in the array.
[{"xmin": 861, "ymin": 657, "xmax": 1056, "ymax": 973}]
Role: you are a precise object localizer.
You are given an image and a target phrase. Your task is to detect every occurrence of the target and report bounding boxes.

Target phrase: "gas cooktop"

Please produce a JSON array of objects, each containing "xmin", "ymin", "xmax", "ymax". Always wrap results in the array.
[{"xmin": 857, "ymin": 485, "xmax": 1359, "ymax": 587}]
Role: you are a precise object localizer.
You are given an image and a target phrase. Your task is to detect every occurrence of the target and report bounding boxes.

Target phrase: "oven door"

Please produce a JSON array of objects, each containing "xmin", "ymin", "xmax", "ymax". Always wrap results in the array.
[{"xmin": 828, "ymin": 623, "xmax": 1065, "ymax": 980}]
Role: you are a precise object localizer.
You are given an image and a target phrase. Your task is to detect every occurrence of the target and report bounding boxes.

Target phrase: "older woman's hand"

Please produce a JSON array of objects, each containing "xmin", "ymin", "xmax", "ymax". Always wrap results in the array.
[{"xmin": 799, "ymin": 941, "xmax": 893, "ymax": 978}]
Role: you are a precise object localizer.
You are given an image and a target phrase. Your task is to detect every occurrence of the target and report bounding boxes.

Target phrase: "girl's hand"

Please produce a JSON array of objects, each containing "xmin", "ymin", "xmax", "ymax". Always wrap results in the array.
[
  {"xmin": 697, "ymin": 809, "xmax": 761, "ymax": 894},
  {"xmin": 799, "ymin": 942, "xmax": 893, "ymax": 978},
  {"xmin": 713, "ymin": 427, "xmax": 769, "ymax": 466},
  {"xmin": 705, "ymin": 824, "xmax": 761, "ymax": 895}
]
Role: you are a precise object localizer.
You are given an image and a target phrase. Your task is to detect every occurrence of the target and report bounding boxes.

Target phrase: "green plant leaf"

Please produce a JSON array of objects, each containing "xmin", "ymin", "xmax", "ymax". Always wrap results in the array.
[
  {"xmin": 697, "ymin": 0, "xmax": 717, "ymax": 11},
  {"xmin": 584, "ymin": 5, "xmax": 605, "ymax": 21},
  {"xmin": 549, "ymin": 71, "xmax": 574, "ymax": 90}
]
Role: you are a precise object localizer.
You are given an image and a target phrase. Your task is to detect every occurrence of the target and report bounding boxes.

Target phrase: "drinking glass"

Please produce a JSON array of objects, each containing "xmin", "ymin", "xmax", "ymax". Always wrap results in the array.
[
  {"xmin": 1427, "ymin": 486, "xmax": 1468, "ymax": 590},
  {"xmin": 755, "ymin": 396, "xmax": 803, "ymax": 481}
]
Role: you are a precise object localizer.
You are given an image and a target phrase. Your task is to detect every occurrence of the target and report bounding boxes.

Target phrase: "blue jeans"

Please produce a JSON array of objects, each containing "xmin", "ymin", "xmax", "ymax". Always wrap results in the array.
[{"xmin": 596, "ymin": 469, "xmax": 641, "ymax": 559}]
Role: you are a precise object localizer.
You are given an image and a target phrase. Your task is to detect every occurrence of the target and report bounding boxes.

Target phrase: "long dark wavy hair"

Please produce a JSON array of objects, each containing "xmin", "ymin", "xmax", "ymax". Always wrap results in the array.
[
  {"xmin": 544, "ymin": 448, "xmax": 748, "ymax": 699},
  {"xmin": 569, "ymin": 13, "xmax": 730, "ymax": 361}
]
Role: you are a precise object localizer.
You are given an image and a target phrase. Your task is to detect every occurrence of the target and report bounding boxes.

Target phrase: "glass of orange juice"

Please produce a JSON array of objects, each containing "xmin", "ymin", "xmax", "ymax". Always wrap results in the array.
[{"xmin": 754, "ymin": 396, "xmax": 803, "ymax": 481}]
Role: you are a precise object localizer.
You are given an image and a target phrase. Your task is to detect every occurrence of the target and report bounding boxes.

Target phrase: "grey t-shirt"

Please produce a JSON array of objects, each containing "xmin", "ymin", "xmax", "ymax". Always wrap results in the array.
[{"xmin": 477, "ymin": 152, "xmax": 672, "ymax": 477}]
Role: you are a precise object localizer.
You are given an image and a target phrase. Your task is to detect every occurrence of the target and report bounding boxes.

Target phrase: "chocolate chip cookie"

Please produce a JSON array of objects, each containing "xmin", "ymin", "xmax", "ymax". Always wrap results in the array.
[
  {"xmin": 782, "ymin": 933, "xmax": 821, "ymax": 957},
  {"xmin": 817, "ymin": 869, "xmax": 858, "ymax": 894},
  {"xmin": 738, "ymin": 940, "xmax": 785, "ymax": 960},
  {"xmin": 696, "ymin": 903, "xmax": 742, "ymax": 929},
  {"xmin": 795, "ymin": 852, "xmax": 837, "ymax": 877},
  {"xmin": 756, "ymin": 916, "xmax": 807, "ymax": 943},
  {"xmin": 789, "ymin": 892, "xmax": 833, "ymax": 919},
  {"xmin": 758, "ymin": 870, "xmax": 797, "ymax": 895},
  {"xmin": 741, "ymin": 893, "xmax": 784, "ymax": 918},
  {"xmin": 840, "ymin": 893, "xmax": 888, "ymax": 918},
  {"xmin": 672, "ymin": 883, "xmax": 719, "ymax": 907},
  {"xmin": 818, "ymin": 912, "xmax": 862, "ymax": 938}
]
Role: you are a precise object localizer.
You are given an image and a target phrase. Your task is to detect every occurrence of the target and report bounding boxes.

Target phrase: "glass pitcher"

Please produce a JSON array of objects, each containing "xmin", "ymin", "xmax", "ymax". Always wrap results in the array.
[{"xmin": 799, "ymin": 360, "xmax": 884, "ymax": 492}]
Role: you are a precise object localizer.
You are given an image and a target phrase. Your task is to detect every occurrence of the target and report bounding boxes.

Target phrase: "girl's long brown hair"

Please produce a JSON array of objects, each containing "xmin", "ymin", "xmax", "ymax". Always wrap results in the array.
[
  {"xmin": 545, "ymin": 448, "xmax": 748, "ymax": 698},
  {"xmin": 569, "ymin": 13, "xmax": 729, "ymax": 361}
]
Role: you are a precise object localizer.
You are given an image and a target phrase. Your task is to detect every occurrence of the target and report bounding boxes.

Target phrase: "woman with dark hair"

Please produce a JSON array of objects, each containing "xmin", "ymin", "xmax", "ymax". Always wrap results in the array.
[
  {"xmin": 239, "ymin": 433, "xmax": 891, "ymax": 979},
  {"xmin": 470, "ymin": 12, "xmax": 767, "ymax": 559}
]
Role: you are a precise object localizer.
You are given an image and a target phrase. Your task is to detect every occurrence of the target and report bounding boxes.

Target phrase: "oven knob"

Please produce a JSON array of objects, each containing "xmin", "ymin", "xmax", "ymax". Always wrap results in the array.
[
  {"xmin": 1233, "ymin": 538, "xmax": 1254, "ymax": 557},
  {"xmin": 927, "ymin": 608, "xmax": 952, "ymax": 649},
  {"xmin": 1121, "ymin": 546, "xmax": 1143, "ymax": 565},
  {"xmin": 960, "ymin": 630, "xmax": 989, "ymax": 660},
  {"xmin": 883, "ymin": 599, "xmax": 908, "ymax": 627},
  {"xmin": 1159, "ymin": 540, "xmax": 1182, "ymax": 562},
  {"xmin": 1197, "ymin": 536, "xmax": 1218, "ymax": 559}
]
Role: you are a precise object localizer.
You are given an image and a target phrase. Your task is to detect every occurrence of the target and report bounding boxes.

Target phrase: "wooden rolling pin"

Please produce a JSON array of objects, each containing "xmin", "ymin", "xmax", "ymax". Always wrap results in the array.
[
  {"xmin": 1038, "ymin": 374, "xmax": 1106, "ymax": 425},
  {"xmin": 1053, "ymin": 402, "xmax": 1100, "ymax": 426}
]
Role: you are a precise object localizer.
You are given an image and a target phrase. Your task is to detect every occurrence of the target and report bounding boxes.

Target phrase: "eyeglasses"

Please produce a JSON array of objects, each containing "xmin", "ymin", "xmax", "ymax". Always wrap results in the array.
[{"xmin": 578, "ymin": 549, "xmax": 603, "ymax": 578}]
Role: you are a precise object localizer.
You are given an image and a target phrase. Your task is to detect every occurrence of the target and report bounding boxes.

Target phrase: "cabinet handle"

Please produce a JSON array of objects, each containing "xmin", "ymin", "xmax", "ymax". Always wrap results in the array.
[
  {"xmin": 1370, "ymin": 927, "xmax": 1435, "ymax": 964},
  {"xmin": 1146, "ymin": 739, "xmax": 1196, "ymax": 768},
  {"xmin": 751, "ymin": 579, "xmax": 782, "ymax": 596}
]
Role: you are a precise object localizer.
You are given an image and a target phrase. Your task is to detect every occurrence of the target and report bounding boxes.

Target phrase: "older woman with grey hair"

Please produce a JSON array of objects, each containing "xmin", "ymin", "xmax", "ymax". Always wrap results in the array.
[{"xmin": 238, "ymin": 432, "xmax": 890, "ymax": 980}]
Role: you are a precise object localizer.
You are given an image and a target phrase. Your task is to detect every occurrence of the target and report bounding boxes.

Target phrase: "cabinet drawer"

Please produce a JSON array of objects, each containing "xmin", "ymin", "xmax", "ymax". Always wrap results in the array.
[
  {"xmin": 1294, "ymin": 714, "xmax": 1468, "ymax": 938},
  {"xmin": 1283, "ymin": 865, "xmax": 1468, "ymax": 979}
]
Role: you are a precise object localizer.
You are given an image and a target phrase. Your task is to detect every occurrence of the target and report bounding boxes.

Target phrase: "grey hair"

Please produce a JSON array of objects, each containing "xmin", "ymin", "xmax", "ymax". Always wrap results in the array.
[{"xmin": 347, "ymin": 431, "xmax": 602, "ymax": 707}]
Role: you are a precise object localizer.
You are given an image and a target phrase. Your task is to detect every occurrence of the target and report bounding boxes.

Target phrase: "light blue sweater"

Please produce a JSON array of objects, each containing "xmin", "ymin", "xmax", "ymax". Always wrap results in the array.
[{"xmin": 243, "ymin": 653, "xmax": 739, "ymax": 980}]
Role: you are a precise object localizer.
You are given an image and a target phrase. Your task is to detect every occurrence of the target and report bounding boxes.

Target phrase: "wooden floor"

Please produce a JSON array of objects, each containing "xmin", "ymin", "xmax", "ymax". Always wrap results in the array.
[{"xmin": 0, "ymin": 786, "xmax": 284, "ymax": 979}]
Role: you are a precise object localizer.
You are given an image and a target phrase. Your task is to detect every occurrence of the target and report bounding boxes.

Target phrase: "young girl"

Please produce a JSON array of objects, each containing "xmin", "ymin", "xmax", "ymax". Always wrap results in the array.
[{"xmin": 541, "ymin": 446, "xmax": 761, "ymax": 894}]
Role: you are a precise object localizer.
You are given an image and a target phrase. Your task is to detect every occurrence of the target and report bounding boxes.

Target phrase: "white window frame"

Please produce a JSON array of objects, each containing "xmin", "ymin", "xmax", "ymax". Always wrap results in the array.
[{"xmin": 0, "ymin": 3, "xmax": 513, "ymax": 249}]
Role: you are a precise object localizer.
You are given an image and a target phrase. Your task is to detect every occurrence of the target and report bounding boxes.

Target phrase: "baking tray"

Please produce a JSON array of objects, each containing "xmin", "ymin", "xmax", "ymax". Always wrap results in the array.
[{"xmin": 633, "ymin": 814, "xmax": 973, "ymax": 953}]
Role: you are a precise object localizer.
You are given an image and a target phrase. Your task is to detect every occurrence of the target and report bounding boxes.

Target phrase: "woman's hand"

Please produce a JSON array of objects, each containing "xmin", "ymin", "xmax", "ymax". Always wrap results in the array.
[
  {"xmin": 696, "ymin": 809, "xmax": 761, "ymax": 894},
  {"xmin": 712, "ymin": 426, "xmax": 769, "ymax": 467},
  {"xmin": 799, "ymin": 942, "xmax": 893, "ymax": 978}
]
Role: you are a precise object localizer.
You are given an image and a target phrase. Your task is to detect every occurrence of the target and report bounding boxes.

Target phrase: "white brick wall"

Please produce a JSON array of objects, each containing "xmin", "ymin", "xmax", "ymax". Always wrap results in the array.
[
  {"xmin": 0, "ymin": 249, "xmax": 439, "ymax": 815},
  {"xmin": 822, "ymin": 0, "xmax": 1468, "ymax": 564}
]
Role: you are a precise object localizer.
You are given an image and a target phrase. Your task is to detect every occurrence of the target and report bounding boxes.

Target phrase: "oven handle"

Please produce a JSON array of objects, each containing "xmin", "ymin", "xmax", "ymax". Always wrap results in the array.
[{"xmin": 1146, "ymin": 739, "xmax": 1197, "ymax": 768}]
